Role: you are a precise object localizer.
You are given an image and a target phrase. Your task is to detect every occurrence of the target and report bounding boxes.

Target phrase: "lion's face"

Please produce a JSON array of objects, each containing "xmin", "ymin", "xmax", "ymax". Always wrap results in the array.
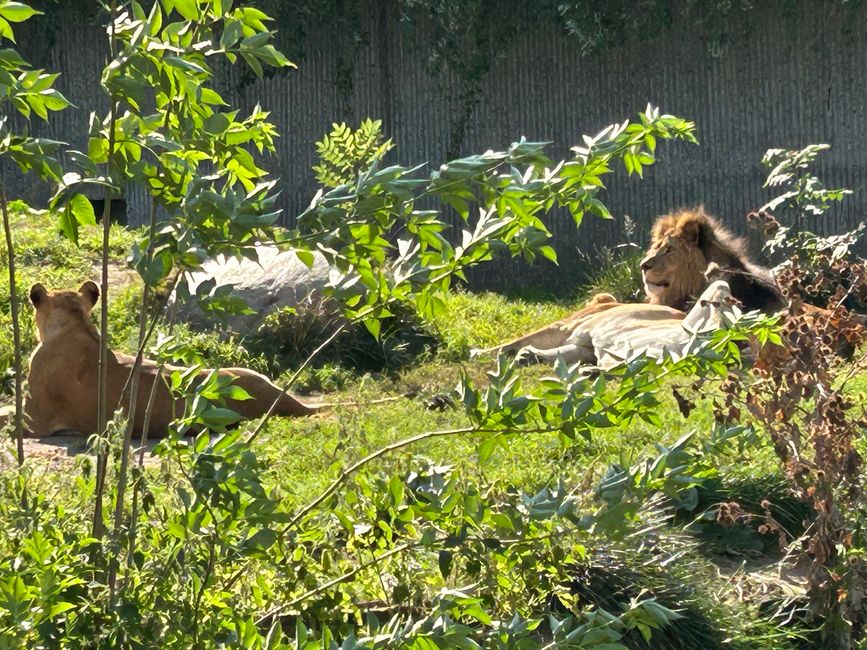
[
  {"xmin": 29, "ymin": 281, "xmax": 99, "ymax": 342},
  {"xmin": 640, "ymin": 214, "xmax": 709, "ymax": 309}
]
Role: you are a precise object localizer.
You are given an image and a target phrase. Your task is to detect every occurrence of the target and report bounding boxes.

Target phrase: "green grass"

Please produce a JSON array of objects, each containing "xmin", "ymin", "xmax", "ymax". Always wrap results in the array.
[
  {"xmin": 0, "ymin": 203, "xmax": 839, "ymax": 648},
  {"xmin": 429, "ymin": 289, "xmax": 585, "ymax": 359}
]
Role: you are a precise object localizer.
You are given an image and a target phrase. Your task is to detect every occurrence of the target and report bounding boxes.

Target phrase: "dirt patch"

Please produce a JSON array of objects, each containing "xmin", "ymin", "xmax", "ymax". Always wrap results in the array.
[
  {"xmin": 0, "ymin": 433, "xmax": 161, "ymax": 469},
  {"xmin": 89, "ymin": 260, "xmax": 140, "ymax": 294}
]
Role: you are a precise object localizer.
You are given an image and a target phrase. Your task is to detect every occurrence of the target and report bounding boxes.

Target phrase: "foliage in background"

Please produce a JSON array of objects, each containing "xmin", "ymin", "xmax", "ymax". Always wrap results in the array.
[
  {"xmin": 749, "ymin": 144, "xmax": 867, "ymax": 311},
  {"xmin": 296, "ymin": 106, "xmax": 696, "ymax": 339},
  {"xmin": 253, "ymin": 0, "xmax": 833, "ymax": 155},
  {"xmin": 716, "ymin": 148, "xmax": 867, "ymax": 646},
  {"xmin": 314, "ymin": 119, "xmax": 394, "ymax": 189}
]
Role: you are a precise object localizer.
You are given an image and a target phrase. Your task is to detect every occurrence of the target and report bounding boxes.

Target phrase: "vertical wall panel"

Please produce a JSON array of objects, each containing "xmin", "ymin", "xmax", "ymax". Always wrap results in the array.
[{"xmin": 9, "ymin": 1, "xmax": 867, "ymax": 291}]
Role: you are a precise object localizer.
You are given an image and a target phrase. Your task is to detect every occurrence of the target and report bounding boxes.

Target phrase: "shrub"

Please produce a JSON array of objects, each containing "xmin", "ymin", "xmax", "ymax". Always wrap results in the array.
[
  {"xmin": 244, "ymin": 298, "xmax": 438, "ymax": 377},
  {"xmin": 577, "ymin": 216, "xmax": 646, "ymax": 302}
]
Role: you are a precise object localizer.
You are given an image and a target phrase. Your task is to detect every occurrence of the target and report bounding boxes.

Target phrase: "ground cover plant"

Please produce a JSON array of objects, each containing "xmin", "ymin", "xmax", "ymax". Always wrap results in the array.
[{"xmin": 0, "ymin": 1, "xmax": 866, "ymax": 649}]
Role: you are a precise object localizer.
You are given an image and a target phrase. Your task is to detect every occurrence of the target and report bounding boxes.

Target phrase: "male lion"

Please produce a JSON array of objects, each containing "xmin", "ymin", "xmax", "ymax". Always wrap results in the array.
[
  {"xmin": 19, "ymin": 281, "xmax": 318, "ymax": 438},
  {"xmin": 640, "ymin": 206, "xmax": 783, "ymax": 312},
  {"xmin": 476, "ymin": 281, "xmax": 738, "ymax": 369},
  {"xmin": 471, "ymin": 292, "xmax": 626, "ymax": 359}
]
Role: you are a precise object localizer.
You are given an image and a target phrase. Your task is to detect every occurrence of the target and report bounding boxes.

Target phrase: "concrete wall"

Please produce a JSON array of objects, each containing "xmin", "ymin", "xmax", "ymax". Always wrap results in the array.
[{"xmin": 10, "ymin": 1, "xmax": 867, "ymax": 290}]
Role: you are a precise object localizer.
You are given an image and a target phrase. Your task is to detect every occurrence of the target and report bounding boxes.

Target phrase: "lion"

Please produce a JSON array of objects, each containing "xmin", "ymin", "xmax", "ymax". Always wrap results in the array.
[
  {"xmin": 642, "ymin": 207, "xmax": 866, "ymax": 357},
  {"xmin": 640, "ymin": 206, "xmax": 784, "ymax": 312},
  {"xmin": 474, "ymin": 207, "xmax": 778, "ymax": 367},
  {"xmin": 516, "ymin": 280, "xmax": 738, "ymax": 368},
  {"xmin": 471, "ymin": 293, "xmax": 625, "ymax": 359},
  {"xmin": 475, "ymin": 281, "xmax": 739, "ymax": 369},
  {"xmin": 20, "ymin": 281, "xmax": 319, "ymax": 438},
  {"xmin": 475, "ymin": 206, "xmax": 860, "ymax": 369}
]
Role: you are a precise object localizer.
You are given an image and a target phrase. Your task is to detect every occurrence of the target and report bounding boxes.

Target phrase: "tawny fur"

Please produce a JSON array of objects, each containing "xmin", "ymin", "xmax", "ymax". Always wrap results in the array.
[
  {"xmin": 471, "ymin": 293, "xmax": 622, "ymax": 358},
  {"xmin": 511, "ymin": 281, "xmax": 738, "ymax": 368},
  {"xmin": 20, "ymin": 282, "xmax": 318, "ymax": 438},
  {"xmin": 640, "ymin": 206, "xmax": 783, "ymax": 312}
]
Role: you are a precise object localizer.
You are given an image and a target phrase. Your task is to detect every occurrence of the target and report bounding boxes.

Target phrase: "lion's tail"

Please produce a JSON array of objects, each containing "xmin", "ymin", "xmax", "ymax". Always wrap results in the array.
[{"xmin": 221, "ymin": 369, "xmax": 320, "ymax": 418}]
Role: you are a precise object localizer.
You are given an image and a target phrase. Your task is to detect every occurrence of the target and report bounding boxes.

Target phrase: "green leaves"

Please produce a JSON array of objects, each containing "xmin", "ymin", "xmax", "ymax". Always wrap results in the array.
[
  {"xmin": 0, "ymin": 2, "xmax": 39, "ymax": 23},
  {"xmin": 0, "ymin": 1, "xmax": 39, "ymax": 42},
  {"xmin": 0, "ymin": 17, "xmax": 71, "ymax": 120},
  {"xmin": 58, "ymin": 0, "xmax": 295, "ymax": 295},
  {"xmin": 57, "ymin": 194, "xmax": 96, "ymax": 244},
  {"xmin": 314, "ymin": 119, "xmax": 395, "ymax": 189},
  {"xmin": 760, "ymin": 144, "xmax": 852, "ymax": 217},
  {"xmin": 297, "ymin": 108, "xmax": 696, "ymax": 340},
  {"xmin": 170, "ymin": 0, "xmax": 200, "ymax": 21}
]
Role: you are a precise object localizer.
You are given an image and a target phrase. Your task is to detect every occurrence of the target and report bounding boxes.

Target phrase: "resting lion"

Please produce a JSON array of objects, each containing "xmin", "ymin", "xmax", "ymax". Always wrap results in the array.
[
  {"xmin": 476, "ymin": 281, "xmax": 738, "ymax": 369},
  {"xmin": 475, "ymin": 205, "xmax": 861, "ymax": 367},
  {"xmin": 640, "ymin": 206, "xmax": 783, "ymax": 312},
  {"xmin": 13, "ymin": 281, "xmax": 318, "ymax": 438},
  {"xmin": 471, "ymin": 292, "xmax": 625, "ymax": 359}
]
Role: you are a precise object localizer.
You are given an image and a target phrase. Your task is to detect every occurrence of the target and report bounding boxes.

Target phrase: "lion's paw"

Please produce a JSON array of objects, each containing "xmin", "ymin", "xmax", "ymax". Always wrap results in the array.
[{"xmin": 515, "ymin": 347, "xmax": 544, "ymax": 366}]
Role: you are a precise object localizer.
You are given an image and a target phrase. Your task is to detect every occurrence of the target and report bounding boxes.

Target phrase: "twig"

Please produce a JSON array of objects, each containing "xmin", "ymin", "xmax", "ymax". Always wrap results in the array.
[
  {"xmin": 108, "ymin": 197, "xmax": 160, "ymax": 598},
  {"xmin": 0, "ymin": 186, "xmax": 24, "ymax": 466},
  {"xmin": 246, "ymin": 320, "xmax": 348, "ymax": 444},
  {"xmin": 127, "ymin": 364, "xmax": 162, "ymax": 568},
  {"xmin": 257, "ymin": 530, "xmax": 565, "ymax": 625},
  {"xmin": 224, "ymin": 424, "xmax": 546, "ymax": 593},
  {"xmin": 256, "ymin": 542, "xmax": 413, "ymax": 624},
  {"xmin": 192, "ymin": 533, "xmax": 217, "ymax": 647},
  {"xmin": 93, "ymin": 0, "xmax": 120, "ymax": 542},
  {"xmin": 285, "ymin": 426, "xmax": 481, "ymax": 530}
]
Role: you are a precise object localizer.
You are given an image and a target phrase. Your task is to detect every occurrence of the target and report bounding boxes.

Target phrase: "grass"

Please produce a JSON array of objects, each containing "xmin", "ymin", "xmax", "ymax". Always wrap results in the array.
[{"xmin": 0, "ymin": 204, "xmax": 845, "ymax": 648}]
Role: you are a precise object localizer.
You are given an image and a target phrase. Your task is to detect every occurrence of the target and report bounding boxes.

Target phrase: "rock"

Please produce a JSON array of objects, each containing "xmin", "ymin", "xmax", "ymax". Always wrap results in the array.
[{"xmin": 171, "ymin": 246, "xmax": 333, "ymax": 333}]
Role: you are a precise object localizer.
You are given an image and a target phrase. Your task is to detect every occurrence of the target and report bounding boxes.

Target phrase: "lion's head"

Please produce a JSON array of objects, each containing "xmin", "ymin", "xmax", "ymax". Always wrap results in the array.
[
  {"xmin": 29, "ymin": 281, "xmax": 100, "ymax": 342},
  {"xmin": 640, "ymin": 206, "xmax": 782, "ymax": 312}
]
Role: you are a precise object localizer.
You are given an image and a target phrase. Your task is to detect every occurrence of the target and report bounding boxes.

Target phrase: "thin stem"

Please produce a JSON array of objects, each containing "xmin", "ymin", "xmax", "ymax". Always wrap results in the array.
[
  {"xmin": 127, "ymin": 364, "xmax": 161, "ymax": 569},
  {"xmin": 246, "ymin": 320, "xmax": 348, "ymax": 444},
  {"xmin": 256, "ymin": 542, "xmax": 413, "ymax": 624},
  {"xmin": 191, "ymin": 534, "xmax": 217, "ymax": 647},
  {"xmin": 93, "ymin": 0, "xmax": 120, "ymax": 542},
  {"xmin": 129, "ymin": 276, "xmax": 180, "ymax": 569},
  {"xmin": 0, "ymin": 187, "xmax": 23, "ymax": 466},
  {"xmin": 107, "ymin": 284, "xmax": 150, "ymax": 597}
]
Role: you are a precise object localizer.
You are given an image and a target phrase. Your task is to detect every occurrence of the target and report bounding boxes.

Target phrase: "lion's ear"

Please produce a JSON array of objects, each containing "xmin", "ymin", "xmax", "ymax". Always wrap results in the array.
[
  {"xmin": 677, "ymin": 218, "xmax": 701, "ymax": 245},
  {"xmin": 29, "ymin": 284, "xmax": 47, "ymax": 308},
  {"xmin": 79, "ymin": 281, "xmax": 99, "ymax": 308}
]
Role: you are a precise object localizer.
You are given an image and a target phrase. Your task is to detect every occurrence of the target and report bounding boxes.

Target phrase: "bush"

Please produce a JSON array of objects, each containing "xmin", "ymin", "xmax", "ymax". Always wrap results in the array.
[
  {"xmin": 576, "ymin": 215, "xmax": 646, "ymax": 303},
  {"xmin": 244, "ymin": 298, "xmax": 438, "ymax": 376},
  {"xmin": 578, "ymin": 242, "xmax": 646, "ymax": 303}
]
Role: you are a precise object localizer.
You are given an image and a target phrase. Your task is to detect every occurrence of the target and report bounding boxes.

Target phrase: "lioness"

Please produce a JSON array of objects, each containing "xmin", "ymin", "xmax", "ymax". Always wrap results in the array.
[{"xmin": 20, "ymin": 281, "xmax": 318, "ymax": 438}]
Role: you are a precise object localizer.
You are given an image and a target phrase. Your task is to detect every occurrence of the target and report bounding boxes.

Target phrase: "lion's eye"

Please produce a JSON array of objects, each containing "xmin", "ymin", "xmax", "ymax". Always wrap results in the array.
[{"xmin": 664, "ymin": 246, "xmax": 673, "ymax": 255}]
